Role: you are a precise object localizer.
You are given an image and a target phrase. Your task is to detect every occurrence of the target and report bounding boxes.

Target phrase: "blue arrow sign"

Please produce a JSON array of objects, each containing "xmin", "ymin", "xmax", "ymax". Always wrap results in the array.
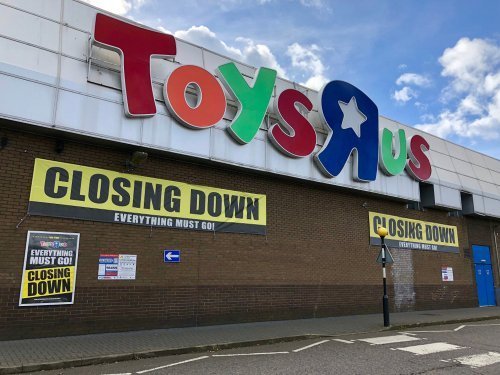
[{"xmin": 164, "ymin": 250, "xmax": 180, "ymax": 263}]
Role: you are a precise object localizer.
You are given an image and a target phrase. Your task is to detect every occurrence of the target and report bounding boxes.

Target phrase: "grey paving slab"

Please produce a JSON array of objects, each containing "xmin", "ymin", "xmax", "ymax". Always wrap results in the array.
[{"xmin": 0, "ymin": 307, "xmax": 499, "ymax": 373}]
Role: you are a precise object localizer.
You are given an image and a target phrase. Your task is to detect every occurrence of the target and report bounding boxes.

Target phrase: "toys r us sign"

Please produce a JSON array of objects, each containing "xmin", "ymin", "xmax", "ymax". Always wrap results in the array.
[{"xmin": 93, "ymin": 13, "xmax": 431, "ymax": 183}]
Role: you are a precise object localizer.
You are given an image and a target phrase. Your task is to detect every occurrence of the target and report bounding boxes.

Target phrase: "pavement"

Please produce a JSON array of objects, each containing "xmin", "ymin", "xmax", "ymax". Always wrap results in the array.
[{"xmin": 1, "ymin": 306, "xmax": 500, "ymax": 374}]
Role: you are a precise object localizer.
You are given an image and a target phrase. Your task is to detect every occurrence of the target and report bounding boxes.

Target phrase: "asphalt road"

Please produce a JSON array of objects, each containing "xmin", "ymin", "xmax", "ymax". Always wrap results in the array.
[{"xmin": 27, "ymin": 320, "xmax": 500, "ymax": 375}]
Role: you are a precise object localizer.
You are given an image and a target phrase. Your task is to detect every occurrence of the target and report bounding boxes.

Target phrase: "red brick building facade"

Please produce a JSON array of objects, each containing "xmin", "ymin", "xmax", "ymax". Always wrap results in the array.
[
  {"xmin": 0, "ymin": 1, "xmax": 499, "ymax": 341},
  {"xmin": 1, "ymin": 126, "xmax": 495, "ymax": 339}
]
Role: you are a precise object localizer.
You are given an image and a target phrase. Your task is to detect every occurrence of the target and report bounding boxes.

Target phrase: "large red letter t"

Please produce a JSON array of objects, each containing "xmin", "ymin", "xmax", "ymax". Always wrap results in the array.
[{"xmin": 93, "ymin": 13, "xmax": 177, "ymax": 117}]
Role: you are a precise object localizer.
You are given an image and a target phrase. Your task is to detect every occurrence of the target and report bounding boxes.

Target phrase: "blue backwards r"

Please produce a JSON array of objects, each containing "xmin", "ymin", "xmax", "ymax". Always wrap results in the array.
[{"xmin": 314, "ymin": 80, "xmax": 379, "ymax": 182}]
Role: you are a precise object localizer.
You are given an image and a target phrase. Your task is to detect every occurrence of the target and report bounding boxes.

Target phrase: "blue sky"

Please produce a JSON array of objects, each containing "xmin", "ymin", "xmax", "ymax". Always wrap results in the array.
[{"xmin": 85, "ymin": 0, "xmax": 500, "ymax": 159}]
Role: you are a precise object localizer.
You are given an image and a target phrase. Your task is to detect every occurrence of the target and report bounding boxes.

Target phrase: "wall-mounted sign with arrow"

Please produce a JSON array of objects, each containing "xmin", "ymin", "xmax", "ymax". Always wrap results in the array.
[{"xmin": 164, "ymin": 250, "xmax": 181, "ymax": 263}]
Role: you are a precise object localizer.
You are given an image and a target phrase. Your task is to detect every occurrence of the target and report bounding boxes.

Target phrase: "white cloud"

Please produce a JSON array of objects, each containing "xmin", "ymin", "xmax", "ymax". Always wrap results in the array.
[
  {"xmin": 157, "ymin": 26, "xmax": 172, "ymax": 35},
  {"xmin": 287, "ymin": 43, "xmax": 322, "ymax": 75},
  {"xmin": 299, "ymin": 0, "xmax": 330, "ymax": 10},
  {"xmin": 236, "ymin": 37, "xmax": 287, "ymax": 78},
  {"xmin": 82, "ymin": 0, "xmax": 147, "ymax": 16},
  {"xmin": 216, "ymin": 0, "xmax": 276, "ymax": 11},
  {"xmin": 132, "ymin": 0, "xmax": 147, "ymax": 7},
  {"xmin": 439, "ymin": 37, "xmax": 500, "ymax": 95},
  {"xmin": 392, "ymin": 73, "xmax": 430, "ymax": 104},
  {"xmin": 392, "ymin": 86, "xmax": 416, "ymax": 103},
  {"xmin": 220, "ymin": 0, "xmax": 329, "ymax": 8},
  {"xmin": 167, "ymin": 26, "xmax": 331, "ymax": 90},
  {"xmin": 303, "ymin": 75, "xmax": 329, "ymax": 91},
  {"xmin": 419, "ymin": 113, "xmax": 435, "ymax": 122},
  {"xmin": 416, "ymin": 37, "xmax": 500, "ymax": 140},
  {"xmin": 174, "ymin": 26, "xmax": 241, "ymax": 59},
  {"xmin": 167, "ymin": 27, "xmax": 331, "ymax": 90},
  {"xmin": 414, "ymin": 101, "xmax": 428, "ymax": 111},
  {"xmin": 174, "ymin": 26, "xmax": 287, "ymax": 78},
  {"xmin": 396, "ymin": 73, "xmax": 431, "ymax": 87},
  {"xmin": 286, "ymin": 43, "xmax": 328, "ymax": 90}
]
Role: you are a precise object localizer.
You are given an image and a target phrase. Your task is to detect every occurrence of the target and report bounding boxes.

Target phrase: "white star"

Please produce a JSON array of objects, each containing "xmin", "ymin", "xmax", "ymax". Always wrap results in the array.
[{"xmin": 338, "ymin": 96, "xmax": 367, "ymax": 137}]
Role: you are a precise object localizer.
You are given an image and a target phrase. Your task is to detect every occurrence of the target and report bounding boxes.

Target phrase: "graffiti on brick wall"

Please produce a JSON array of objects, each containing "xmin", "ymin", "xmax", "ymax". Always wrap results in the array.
[
  {"xmin": 391, "ymin": 249, "xmax": 415, "ymax": 311},
  {"xmin": 431, "ymin": 285, "xmax": 460, "ymax": 303}
]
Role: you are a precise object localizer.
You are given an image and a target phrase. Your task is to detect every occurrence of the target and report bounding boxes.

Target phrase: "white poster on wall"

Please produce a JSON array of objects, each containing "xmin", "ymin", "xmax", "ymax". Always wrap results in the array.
[
  {"xmin": 98, "ymin": 254, "xmax": 137, "ymax": 280},
  {"xmin": 441, "ymin": 266, "xmax": 454, "ymax": 282}
]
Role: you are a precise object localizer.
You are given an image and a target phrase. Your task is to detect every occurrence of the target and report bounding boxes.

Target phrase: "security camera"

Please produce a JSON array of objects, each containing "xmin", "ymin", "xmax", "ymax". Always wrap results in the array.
[{"xmin": 126, "ymin": 151, "xmax": 148, "ymax": 170}]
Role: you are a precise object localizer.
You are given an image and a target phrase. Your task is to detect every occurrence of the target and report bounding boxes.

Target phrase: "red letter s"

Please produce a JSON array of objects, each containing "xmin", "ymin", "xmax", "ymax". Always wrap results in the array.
[
  {"xmin": 268, "ymin": 89, "xmax": 316, "ymax": 158},
  {"xmin": 406, "ymin": 135, "xmax": 432, "ymax": 181}
]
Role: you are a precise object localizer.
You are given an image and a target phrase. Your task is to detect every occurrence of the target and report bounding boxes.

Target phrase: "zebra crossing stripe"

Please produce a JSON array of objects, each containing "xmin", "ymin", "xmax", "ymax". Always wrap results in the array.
[
  {"xmin": 395, "ymin": 342, "xmax": 464, "ymax": 355},
  {"xmin": 449, "ymin": 352, "xmax": 500, "ymax": 368},
  {"xmin": 332, "ymin": 339, "xmax": 354, "ymax": 344},
  {"xmin": 358, "ymin": 335, "xmax": 421, "ymax": 345},
  {"xmin": 212, "ymin": 352, "xmax": 288, "ymax": 357},
  {"xmin": 136, "ymin": 356, "xmax": 209, "ymax": 373},
  {"xmin": 293, "ymin": 340, "xmax": 330, "ymax": 352}
]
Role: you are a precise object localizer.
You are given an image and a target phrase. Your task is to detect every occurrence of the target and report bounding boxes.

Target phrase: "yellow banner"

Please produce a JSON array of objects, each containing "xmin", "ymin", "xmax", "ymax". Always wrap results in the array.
[
  {"xmin": 21, "ymin": 266, "xmax": 75, "ymax": 298},
  {"xmin": 29, "ymin": 159, "xmax": 266, "ymax": 234},
  {"xmin": 369, "ymin": 212, "xmax": 459, "ymax": 253}
]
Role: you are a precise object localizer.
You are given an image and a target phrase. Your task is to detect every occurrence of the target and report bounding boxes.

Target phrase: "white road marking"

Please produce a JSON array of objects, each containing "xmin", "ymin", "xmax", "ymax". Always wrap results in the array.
[
  {"xmin": 401, "ymin": 332, "xmax": 418, "ymax": 336},
  {"xmin": 450, "ymin": 352, "xmax": 500, "ymax": 368},
  {"xmin": 293, "ymin": 340, "xmax": 330, "ymax": 352},
  {"xmin": 135, "ymin": 356, "xmax": 209, "ymax": 374},
  {"xmin": 212, "ymin": 351, "xmax": 289, "ymax": 357},
  {"xmin": 404, "ymin": 323, "xmax": 500, "ymax": 335},
  {"xmin": 358, "ymin": 335, "xmax": 421, "ymax": 345},
  {"xmin": 465, "ymin": 323, "xmax": 500, "ymax": 327},
  {"xmin": 102, "ymin": 373, "xmax": 132, "ymax": 375},
  {"xmin": 395, "ymin": 342, "xmax": 465, "ymax": 355},
  {"xmin": 401, "ymin": 330, "xmax": 453, "ymax": 333},
  {"xmin": 332, "ymin": 339, "xmax": 355, "ymax": 344}
]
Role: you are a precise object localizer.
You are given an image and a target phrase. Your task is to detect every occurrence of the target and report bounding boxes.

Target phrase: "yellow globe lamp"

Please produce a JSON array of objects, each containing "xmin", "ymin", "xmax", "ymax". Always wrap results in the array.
[{"xmin": 377, "ymin": 226, "xmax": 388, "ymax": 238}]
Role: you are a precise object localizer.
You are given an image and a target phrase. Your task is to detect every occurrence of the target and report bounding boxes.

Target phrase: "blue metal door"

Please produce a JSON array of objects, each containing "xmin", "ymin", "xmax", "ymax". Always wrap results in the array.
[
  {"xmin": 472, "ymin": 245, "xmax": 496, "ymax": 307},
  {"xmin": 483, "ymin": 264, "xmax": 496, "ymax": 306}
]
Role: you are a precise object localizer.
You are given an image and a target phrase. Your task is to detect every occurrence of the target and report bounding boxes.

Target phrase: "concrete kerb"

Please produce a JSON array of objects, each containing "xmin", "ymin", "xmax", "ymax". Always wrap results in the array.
[
  {"xmin": 2, "ymin": 314, "xmax": 500, "ymax": 375},
  {"xmin": 0, "ymin": 335, "xmax": 320, "ymax": 375},
  {"xmin": 386, "ymin": 314, "xmax": 500, "ymax": 331}
]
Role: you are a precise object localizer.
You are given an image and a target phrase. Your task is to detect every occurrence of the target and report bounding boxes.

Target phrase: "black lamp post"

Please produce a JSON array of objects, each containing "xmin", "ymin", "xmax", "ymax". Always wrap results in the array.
[{"xmin": 377, "ymin": 226, "xmax": 390, "ymax": 327}]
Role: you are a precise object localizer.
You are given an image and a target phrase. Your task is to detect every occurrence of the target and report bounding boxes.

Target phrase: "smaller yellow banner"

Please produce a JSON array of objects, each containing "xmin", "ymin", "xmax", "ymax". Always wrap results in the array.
[{"xmin": 369, "ymin": 212, "xmax": 459, "ymax": 253}]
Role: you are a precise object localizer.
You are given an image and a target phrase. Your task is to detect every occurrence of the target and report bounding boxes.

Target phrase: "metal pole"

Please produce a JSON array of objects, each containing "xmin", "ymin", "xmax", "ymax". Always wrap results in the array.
[{"xmin": 381, "ymin": 237, "xmax": 390, "ymax": 327}]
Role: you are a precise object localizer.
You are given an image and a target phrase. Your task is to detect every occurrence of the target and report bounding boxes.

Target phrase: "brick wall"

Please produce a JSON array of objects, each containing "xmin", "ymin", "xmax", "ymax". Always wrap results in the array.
[{"xmin": 0, "ymin": 128, "xmax": 485, "ymax": 339}]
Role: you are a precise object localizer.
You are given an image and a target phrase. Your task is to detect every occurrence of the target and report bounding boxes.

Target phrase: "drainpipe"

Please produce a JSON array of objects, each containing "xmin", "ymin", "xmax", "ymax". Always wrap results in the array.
[
  {"xmin": 494, "ymin": 224, "xmax": 500, "ymax": 285},
  {"xmin": 493, "ymin": 224, "xmax": 500, "ymax": 306}
]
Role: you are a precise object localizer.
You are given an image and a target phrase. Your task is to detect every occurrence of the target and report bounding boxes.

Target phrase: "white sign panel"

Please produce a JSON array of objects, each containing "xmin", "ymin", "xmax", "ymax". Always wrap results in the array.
[
  {"xmin": 98, "ymin": 254, "xmax": 137, "ymax": 280},
  {"xmin": 441, "ymin": 266, "xmax": 454, "ymax": 282}
]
